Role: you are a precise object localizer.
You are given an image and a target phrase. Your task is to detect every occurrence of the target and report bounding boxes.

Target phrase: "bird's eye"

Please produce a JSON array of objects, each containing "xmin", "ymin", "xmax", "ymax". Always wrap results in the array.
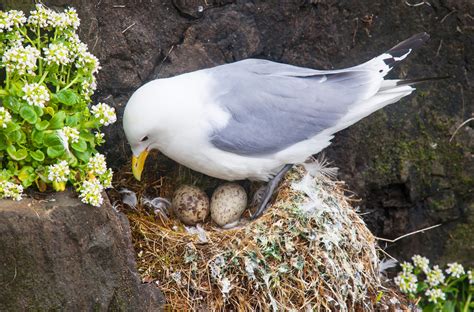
[{"xmin": 140, "ymin": 136, "xmax": 149, "ymax": 142}]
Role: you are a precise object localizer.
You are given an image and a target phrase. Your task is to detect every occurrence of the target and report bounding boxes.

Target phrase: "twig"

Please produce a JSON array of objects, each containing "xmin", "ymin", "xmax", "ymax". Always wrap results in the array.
[
  {"xmin": 122, "ymin": 22, "xmax": 136, "ymax": 34},
  {"xmin": 404, "ymin": 0, "xmax": 431, "ymax": 7},
  {"xmin": 449, "ymin": 117, "xmax": 474, "ymax": 142},
  {"xmin": 375, "ymin": 223, "xmax": 442, "ymax": 243},
  {"xmin": 113, "ymin": 5, "xmax": 126, "ymax": 8},
  {"xmin": 440, "ymin": 10, "xmax": 456, "ymax": 23}
]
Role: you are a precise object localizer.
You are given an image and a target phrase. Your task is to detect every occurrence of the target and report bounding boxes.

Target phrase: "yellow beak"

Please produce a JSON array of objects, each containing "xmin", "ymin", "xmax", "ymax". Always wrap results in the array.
[{"xmin": 132, "ymin": 149, "xmax": 149, "ymax": 181}]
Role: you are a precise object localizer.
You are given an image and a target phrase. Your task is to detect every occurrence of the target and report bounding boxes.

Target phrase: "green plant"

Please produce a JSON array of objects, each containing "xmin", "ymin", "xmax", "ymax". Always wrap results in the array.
[
  {"xmin": 394, "ymin": 255, "xmax": 474, "ymax": 311},
  {"xmin": 0, "ymin": 4, "xmax": 116, "ymax": 206}
]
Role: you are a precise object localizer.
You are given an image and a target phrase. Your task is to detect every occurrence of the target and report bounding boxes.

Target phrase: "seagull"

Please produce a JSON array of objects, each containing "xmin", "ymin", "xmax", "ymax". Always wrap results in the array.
[{"xmin": 123, "ymin": 32, "xmax": 441, "ymax": 219}]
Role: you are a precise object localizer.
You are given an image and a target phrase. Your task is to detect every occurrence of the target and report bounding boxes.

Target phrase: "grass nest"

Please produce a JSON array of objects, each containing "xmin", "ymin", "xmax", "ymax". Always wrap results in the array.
[{"xmin": 110, "ymin": 157, "xmax": 406, "ymax": 311}]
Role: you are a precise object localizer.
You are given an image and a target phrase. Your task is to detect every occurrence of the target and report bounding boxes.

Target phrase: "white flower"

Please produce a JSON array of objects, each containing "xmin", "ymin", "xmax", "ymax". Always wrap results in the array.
[
  {"xmin": 100, "ymin": 168, "xmax": 113, "ymax": 189},
  {"xmin": 412, "ymin": 255, "xmax": 430, "ymax": 273},
  {"xmin": 28, "ymin": 4, "xmax": 54, "ymax": 28},
  {"xmin": 91, "ymin": 103, "xmax": 116, "ymax": 126},
  {"xmin": 94, "ymin": 132, "xmax": 105, "ymax": 142},
  {"xmin": 48, "ymin": 161, "xmax": 70, "ymax": 183},
  {"xmin": 400, "ymin": 261, "xmax": 414, "ymax": 274},
  {"xmin": 60, "ymin": 126, "xmax": 80, "ymax": 144},
  {"xmin": 2, "ymin": 45, "xmax": 41, "ymax": 75},
  {"xmin": 394, "ymin": 272, "xmax": 418, "ymax": 294},
  {"xmin": 88, "ymin": 153, "xmax": 107, "ymax": 175},
  {"xmin": 446, "ymin": 262, "xmax": 464, "ymax": 278},
  {"xmin": 22, "ymin": 83, "xmax": 50, "ymax": 107},
  {"xmin": 425, "ymin": 288, "xmax": 446, "ymax": 304},
  {"xmin": 0, "ymin": 181, "xmax": 23, "ymax": 201},
  {"xmin": 426, "ymin": 265, "xmax": 445, "ymax": 286},
  {"xmin": 76, "ymin": 50, "xmax": 101, "ymax": 74},
  {"xmin": 81, "ymin": 78, "xmax": 97, "ymax": 99},
  {"xmin": 0, "ymin": 107, "xmax": 12, "ymax": 128},
  {"xmin": 79, "ymin": 179, "xmax": 104, "ymax": 207},
  {"xmin": 43, "ymin": 42, "xmax": 71, "ymax": 66},
  {"xmin": 64, "ymin": 8, "xmax": 80, "ymax": 29},
  {"xmin": 0, "ymin": 10, "xmax": 26, "ymax": 32},
  {"xmin": 468, "ymin": 270, "xmax": 473, "ymax": 284}
]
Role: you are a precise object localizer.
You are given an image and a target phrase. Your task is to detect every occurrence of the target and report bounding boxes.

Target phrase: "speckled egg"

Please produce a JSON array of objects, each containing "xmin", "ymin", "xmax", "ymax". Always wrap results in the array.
[
  {"xmin": 210, "ymin": 183, "xmax": 248, "ymax": 227},
  {"xmin": 172, "ymin": 185, "xmax": 210, "ymax": 225}
]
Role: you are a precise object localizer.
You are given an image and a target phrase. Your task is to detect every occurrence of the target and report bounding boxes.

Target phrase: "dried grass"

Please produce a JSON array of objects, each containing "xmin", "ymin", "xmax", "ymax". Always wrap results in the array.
[{"xmin": 110, "ymin": 160, "xmax": 406, "ymax": 311}]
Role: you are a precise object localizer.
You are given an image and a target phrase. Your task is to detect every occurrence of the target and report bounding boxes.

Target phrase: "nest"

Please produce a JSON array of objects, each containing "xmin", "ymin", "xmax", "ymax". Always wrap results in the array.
[{"xmin": 110, "ymin": 158, "xmax": 405, "ymax": 311}]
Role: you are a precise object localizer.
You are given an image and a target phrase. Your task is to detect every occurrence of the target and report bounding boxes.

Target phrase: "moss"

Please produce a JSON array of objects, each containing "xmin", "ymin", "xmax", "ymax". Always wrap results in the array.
[{"xmin": 441, "ymin": 222, "xmax": 474, "ymax": 266}]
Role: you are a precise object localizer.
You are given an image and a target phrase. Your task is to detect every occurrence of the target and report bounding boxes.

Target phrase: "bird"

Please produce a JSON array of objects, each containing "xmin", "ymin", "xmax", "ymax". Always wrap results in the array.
[{"xmin": 123, "ymin": 32, "xmax": 441, "ymax": 219}]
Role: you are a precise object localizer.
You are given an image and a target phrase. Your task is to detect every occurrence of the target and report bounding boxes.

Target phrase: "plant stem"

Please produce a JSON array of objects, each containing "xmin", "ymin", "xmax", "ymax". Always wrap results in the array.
[
  {"xmin": 61, "ymin": 75, "xmax": 80, "ymax": 91},
  {"xmin": 17, "ymin": 28, "xmax": 35, "ymax": 46},
  {"xmin": 463, "ymin": 294, "xmax": 472, "ymax": 312},
  {"xmin": 37, "ymin": 26, "xmax": 43, "ymax": 75},
  {"xmin": 38, "ymin": 71, "xmax": 49, "ymax": 85}
]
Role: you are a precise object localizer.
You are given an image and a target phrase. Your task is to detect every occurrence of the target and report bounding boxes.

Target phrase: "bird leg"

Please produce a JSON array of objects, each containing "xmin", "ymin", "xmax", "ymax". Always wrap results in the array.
[{"xmin": 251, "ymin": 164, "xmax": 293, "ymax": 220}]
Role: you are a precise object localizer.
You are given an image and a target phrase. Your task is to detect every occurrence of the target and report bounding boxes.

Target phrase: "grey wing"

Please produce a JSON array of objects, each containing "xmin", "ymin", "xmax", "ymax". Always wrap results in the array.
[{"xmin": 208, "ymin": 59, "xmax": 380, "ymax": 156}]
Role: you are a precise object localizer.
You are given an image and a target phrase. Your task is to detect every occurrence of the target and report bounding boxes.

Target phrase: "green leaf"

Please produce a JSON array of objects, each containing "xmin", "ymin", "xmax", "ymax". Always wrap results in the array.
[
  {"xmin": 5, "ymin": 122, "xmax": 20, "ymax": 133},
  {"xmin": 48, "ymin": 111, "xmax": 66, "ymax": 129},
  {"xmin": 65, "ymin": 114, "xmax": 80, "ymax": 127},
  {"xmin": 30, "ymin": 150, "xmax": 45, "ymax": 162},
  {"xmin": 7, "ymin": 146, "xmax": 27, "ymax": 160},
  {"xmin": 20, "ymin": 105, "xmax": 38, "ymax": 124},
  {"xmin": 80, "ymin": 131, "xmax": 95, "ymax": 143},
  {"xmin": 6, "ymin": 130, "xmax": 21, "ymax": 143},
  {"xmin": 55, "ymin": 89, "xmax": 79, "ymax": 106},
  {"xmin": 0, "ymin": 134, "xmax": 7, "ymax": 150},
  {"xmin": 18, "ymin": 166, "xmax": 36, "ymax": 187},
  {"xmin": 71, "ymin": 139, "xmax": 87, "ymax": 152},
  {"xmin": 3, "ymin": 96, "xmax": 21, "ymax": 113},
  {"xmin": 47, "ymin": 145, "xmax": 66, "ymax": 158},
  {"xmin": 33, "ymin": 105, "xmax": 44, "ymax": 117},
  {"xmin": 35, "ymin": 120, "xmax": 50, "ymax": 131},
  {"xmin": 32, "ymin": 129, "xmax": 44, "ymax": 145},
  {"xmin": 73, "ymin": 149, "xmax": 91, "ymax": 162},
  {"xmin": 44, "ymin": 132, "xmax": 63, "ymax": 147}
]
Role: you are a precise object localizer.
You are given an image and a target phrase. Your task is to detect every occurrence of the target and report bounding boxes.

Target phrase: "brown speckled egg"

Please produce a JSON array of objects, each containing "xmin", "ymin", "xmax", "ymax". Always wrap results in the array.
[
  {"xmin": 210, "ymin": 183, "xmax": 247, "ymax": 227},
  {"xmin": 172, "ymin": 185, "xmax": 210, "ymax": 225}
]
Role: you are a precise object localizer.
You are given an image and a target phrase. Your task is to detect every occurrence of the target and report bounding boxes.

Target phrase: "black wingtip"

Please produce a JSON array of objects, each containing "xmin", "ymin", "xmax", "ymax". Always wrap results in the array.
[
  {"xmin": 396, "ymin": 75, "xmax": 451, "ymax": 86},
  {"xmin": 382, "ymin": 32, "xmax": 430, "ymax": 68},
  {"xmin": 387, "ymin": 32, "xmax": 430, "ymax": 57}
]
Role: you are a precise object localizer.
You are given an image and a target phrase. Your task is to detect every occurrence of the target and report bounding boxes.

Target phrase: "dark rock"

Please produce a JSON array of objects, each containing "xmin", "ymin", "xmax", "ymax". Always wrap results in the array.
[
  {"xmin": 0, "ymin": 191, "xmax": 164, "ymax": 311},
  {"xmin": 8, "ymin": 0, "xmax": 474, "ymax": 265}
]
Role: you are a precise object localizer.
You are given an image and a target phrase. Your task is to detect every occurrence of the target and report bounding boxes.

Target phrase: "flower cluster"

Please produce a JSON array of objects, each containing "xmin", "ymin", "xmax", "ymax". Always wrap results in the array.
[
  {"xmin": 426, "ymin": 265, "xmax": 445, "ymax": 286},
  {"xmin": 88, "ymin": 153, "xmax": 107, "ymax": 175},
  {"xmin": 394, "ymin": 270, "xmax": 418, "ymax": 294},
  {"xmin": 412, "ymin": 255, "xmax": 430, "ymax": 273},
  {"xmin": 91, "ymin": 103, "xmax": 117, "ymax": 126},
  {"xmin": 0, "ymin": 181, "xmax": 23, "ymax": 201},
  {"xmin": 446, "ymin": 262, "xmax": 464, "ymax": 278},
  {"xmin": 2, "ymin": 45, "xmax": 41, "ymax": 75},
  {"xmin": 22, "ymin": 82, "xmax": 50, "ymax": 107},
  {"xmin": 60, "ymin": 126, "xmax": 80, "ymax": 144},
  {"xmin": 0, "ymin": 107, "xmax": 12, "ymax": 128},
  {"xmin": 425, "ymin": 288, "xmax": 446, "ymax": 304},
  {"xmin": 79, "ymin": 179, "xmax": 103, "ymax": 207},
  {"xmin": 43, "ymin": 42, "xmax": 71, "ymax": 65},
  {"xmin": 394, "ymin": 255, "xmax": 473, "ymax": 310},
  {"xmin": 28, "ymin": 4, "xmax": 80, "ymax": 29},
  {"xmin": 0, "ymin": 6, "xmax": 114, "ymax": 207},
  {"xmin": 48, "ymin": 161, "xmax": 70, "ymax": 183},
  {"xmin": 0, "ymin": 10, "xmax": 26, "ymax": 32}
]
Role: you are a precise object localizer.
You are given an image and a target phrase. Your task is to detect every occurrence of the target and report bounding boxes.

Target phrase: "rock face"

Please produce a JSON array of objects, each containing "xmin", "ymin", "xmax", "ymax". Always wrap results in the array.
[
  {"xmin": 0, "ymin": 191, "xmax": 164, "ymax": 311},
  {"xmin": 4, "ymin": 0, "xmax": 473, "ymax": 265}
]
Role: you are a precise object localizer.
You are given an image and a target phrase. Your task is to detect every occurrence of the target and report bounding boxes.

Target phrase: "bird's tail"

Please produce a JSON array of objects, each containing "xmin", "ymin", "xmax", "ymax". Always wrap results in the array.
[{"xmin": 356, "ymin": 32, "xmax": 430, "ymax": 76}]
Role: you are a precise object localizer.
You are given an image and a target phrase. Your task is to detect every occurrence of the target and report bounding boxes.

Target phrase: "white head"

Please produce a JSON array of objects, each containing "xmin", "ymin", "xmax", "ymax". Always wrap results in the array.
[{"xmin": 123, "ymin": 79, "xmax": 174, "ymax": 180}]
